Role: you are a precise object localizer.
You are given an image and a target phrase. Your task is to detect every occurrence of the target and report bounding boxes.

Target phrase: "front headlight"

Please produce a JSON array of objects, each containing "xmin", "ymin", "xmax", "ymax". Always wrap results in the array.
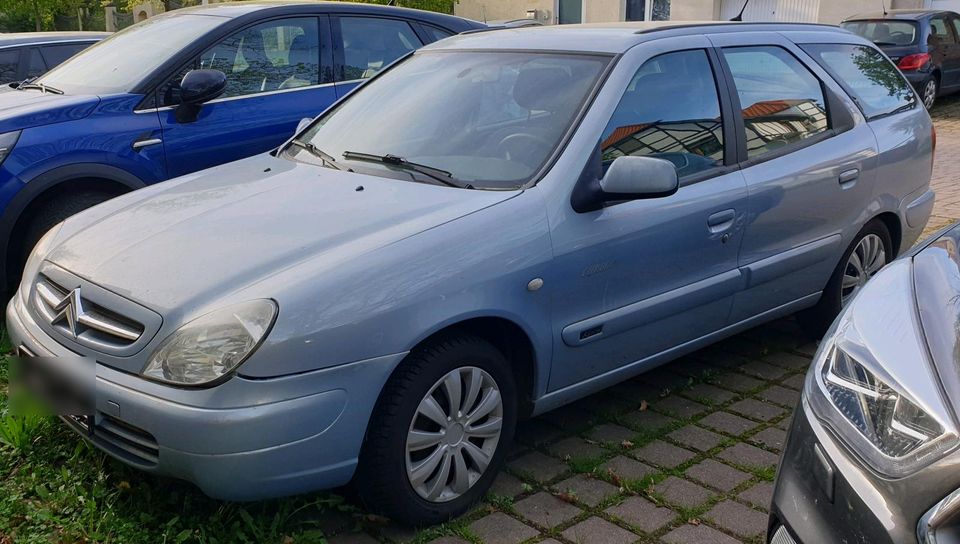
[
  {"xmin": 806, "ymin": 260, "xmax": 958, "ymax": 477},
  {"xmin": 142, "ymin": 300, "xmax": 277, "ymax": 386},
  {"xmin": 0, "ymin": 130, "xmax": 21, "ymax": 166}
]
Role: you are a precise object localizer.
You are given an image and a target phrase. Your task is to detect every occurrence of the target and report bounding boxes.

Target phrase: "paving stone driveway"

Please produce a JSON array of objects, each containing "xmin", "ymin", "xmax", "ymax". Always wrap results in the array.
[{"xmin": 327, "ymin": 97, "xmax": 960, "ymax": 544}]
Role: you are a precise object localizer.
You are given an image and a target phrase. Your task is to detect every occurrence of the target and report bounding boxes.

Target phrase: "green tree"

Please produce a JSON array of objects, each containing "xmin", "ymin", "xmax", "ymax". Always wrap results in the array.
[{"xmin": 0, "ymin": 0, "xmax": 85, "ymax": 31}]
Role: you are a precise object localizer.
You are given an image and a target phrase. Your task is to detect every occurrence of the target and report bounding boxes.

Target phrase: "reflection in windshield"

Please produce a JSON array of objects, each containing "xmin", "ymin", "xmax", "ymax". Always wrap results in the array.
[
  {"xmin": 297, "ymin": 51, "xmax": 611, "ymax": 190},
  {"xmin": 37, "ymin": 13, "xmax": 225, "ymax": 95}
]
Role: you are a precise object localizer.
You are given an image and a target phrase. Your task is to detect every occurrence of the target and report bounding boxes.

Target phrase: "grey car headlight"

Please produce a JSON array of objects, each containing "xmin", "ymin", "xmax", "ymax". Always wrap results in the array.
[
  {"xmin": 805, "ymin": 260, "xmax": 959, "ymax": 477},
  {"xmin": 0, "ymin": 130, "xmax": 21, "ymax": 166},
  {"xmin": 142, "ymin": 300, "xmax": 277, "ymax": 386}
]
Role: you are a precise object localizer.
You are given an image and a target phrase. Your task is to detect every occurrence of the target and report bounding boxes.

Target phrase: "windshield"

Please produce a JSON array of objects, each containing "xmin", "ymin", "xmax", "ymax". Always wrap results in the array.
[
  {"xmin": 295, "ymin": 50, "xmax": 611, "ymax": 190},
  {"xmin": 35, "ymin": 13, "xmax": 225, "ymax": 95},
  {"xmin": 842, "ymin": 20, "xmax": 919, "ymax": 46}
]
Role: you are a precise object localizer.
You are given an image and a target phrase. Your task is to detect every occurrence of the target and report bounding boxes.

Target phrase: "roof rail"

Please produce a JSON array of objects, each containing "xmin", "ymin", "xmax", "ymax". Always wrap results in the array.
[{"xmin": 634, "ymin": 21, "xmax": 843, "ymax": 34}]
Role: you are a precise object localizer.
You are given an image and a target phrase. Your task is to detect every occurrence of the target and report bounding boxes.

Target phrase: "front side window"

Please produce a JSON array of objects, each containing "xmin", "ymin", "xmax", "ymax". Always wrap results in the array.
[
  {"xmin": 803, "ymin": 43, "xmax": 915, "ymax": 119},
  {"xmin": 296, "ymin": 51, "xmax": 610, "ymax": 189},
  {"xmin": 723, "ymin": 46, "xmax": 829, "ymax": 160},
  {"xmin": 931, "ymin": 17, "xmax": 956, "ymax": 44},
  {"xmin": 841, "ymin": 20, "xmax": 919, "ymax": 46},
  {"xmin": 339, "ymin": 17, "xmax": 422, "ymax": 80},
  {"xmin": 199, "ymin": 17, "xmax": 320, "ymax": 99},
  {"xmin": 36, "ymin": 13, "xmax": 225, "ymax": 95},
  {"xmin": 600, "ymin": 49, "xmax": 724, "ymax": 179}
]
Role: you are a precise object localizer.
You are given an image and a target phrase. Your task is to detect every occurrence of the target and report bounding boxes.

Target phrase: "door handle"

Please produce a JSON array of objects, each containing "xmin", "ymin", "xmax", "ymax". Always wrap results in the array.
[
  {"xmin": 132, "ymin": 137, "xmax": 162, "ymax": 150},
  {"xmin": 707, "ymin": 209, "xmax": 736, "ymax": 234},
  {"xmin": 839, "ymin": 168, "xmax": 859, "ymax": 189}
]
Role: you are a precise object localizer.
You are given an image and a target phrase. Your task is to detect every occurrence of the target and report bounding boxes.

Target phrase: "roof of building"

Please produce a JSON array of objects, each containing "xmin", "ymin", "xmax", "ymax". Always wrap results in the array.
[{"xmin": 0, "ymin": 32, "xmax": 109, "ymax": 47}]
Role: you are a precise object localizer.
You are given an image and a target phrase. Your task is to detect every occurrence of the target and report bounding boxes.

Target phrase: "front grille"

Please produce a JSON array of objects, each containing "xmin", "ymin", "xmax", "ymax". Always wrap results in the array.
[
  {"xmin": 770, "ymin": 525, "xmax": 798, "ymax": 544},
  {"xmin": 33, "ymin": 274, "xmax": 144, "ymax": 349},
  {"xmin": 92, "ymin": 414, "xmax": 159, "ymax": 467}
]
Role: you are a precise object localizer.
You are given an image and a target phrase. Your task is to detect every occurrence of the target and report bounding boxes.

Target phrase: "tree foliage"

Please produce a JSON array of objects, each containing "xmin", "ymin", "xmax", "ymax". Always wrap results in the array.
[{"xmin": 0, "ymin": 0, "xmax": 95, "ymax": 31}]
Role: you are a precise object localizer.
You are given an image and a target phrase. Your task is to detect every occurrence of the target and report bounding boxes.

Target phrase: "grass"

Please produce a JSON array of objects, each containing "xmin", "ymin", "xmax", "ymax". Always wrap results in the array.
[{"xmin": 0, "ymin": 324, "xmax": 368, "ymax": 544}]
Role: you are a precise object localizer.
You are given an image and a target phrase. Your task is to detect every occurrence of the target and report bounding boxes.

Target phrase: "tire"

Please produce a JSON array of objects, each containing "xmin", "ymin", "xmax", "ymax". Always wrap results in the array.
[
  {"xmin": 797, "ymin": 219, "xmax": 892, "ymax": 337},
  {"xmin": 354, "ymin": 335, "xmax": 517, "ymax": 525},
  {"xmin": 921, "ymin": 76, "xmax": 938, "ymax": 110},
  {"xmin": 16, "ymin": 190, "xmax": 117, "ymax": 278}
]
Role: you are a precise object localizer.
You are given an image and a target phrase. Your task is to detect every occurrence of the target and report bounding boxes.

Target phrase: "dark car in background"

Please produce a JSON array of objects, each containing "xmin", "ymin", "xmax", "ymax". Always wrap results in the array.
[
  {"xmin": 843, "ymin": 10, "xmax": 960, "ymax": 109},
  {"xmin": 769, "ymin": 222, "xmax": 960, "ymax": 544},
  {"xmin": 0, "ymin": 32, "xmax": 108, "ymax": 85}
]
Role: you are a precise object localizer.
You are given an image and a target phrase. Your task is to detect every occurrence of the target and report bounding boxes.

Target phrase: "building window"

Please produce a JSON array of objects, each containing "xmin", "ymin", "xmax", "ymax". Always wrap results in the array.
[{"xmin": 625, "ymin": 0, "xmax": 671, "ymax": 22}]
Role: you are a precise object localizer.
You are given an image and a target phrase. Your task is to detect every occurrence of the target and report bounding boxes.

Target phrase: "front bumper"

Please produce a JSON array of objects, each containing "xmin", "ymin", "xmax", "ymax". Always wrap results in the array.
[
  {"xmin": 769, "ymin": 399, "xmax": 960, "ymax": 543},
  {"xmin": 7, "ymin": 293, "xmax": 406, "ymax": 501}
]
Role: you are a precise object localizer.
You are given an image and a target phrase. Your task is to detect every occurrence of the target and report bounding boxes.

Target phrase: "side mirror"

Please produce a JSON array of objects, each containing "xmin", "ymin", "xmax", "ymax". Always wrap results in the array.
[
  {"xmin": 175, "ymin": 69, "xmax": 227, "ymax": 123},
  {"xmin": 599, "ymin": 156, "xmax": 679, "ymax": 200},
  {"xmin": 295, "ymin": 117, "xmax": 312, "ymax": 136}
]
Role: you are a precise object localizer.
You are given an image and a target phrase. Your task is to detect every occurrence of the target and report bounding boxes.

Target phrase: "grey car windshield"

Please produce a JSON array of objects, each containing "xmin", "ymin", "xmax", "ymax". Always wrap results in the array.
[
  {"xmin": 35, "ymin": 14, "xmax": 225, "ymax": 95},
  {"xmin": 296, "ymin": 50, "xmax": 611, "ymax": 189}
]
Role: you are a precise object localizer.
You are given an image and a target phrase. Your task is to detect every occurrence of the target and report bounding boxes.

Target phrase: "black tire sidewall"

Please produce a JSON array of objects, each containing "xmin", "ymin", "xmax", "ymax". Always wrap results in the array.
[{"xmin": 357, "ymin": 336, "xmax": 517, "ymax": 525}]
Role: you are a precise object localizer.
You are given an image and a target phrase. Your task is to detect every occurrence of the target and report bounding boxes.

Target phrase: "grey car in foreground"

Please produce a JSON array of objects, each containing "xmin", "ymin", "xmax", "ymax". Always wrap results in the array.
[
  {"xmin": 770, "ymin": 222, "xmax": 960, "ymax": 544},
  {"xmin": 8, "ymin": 21, "xmax": 935, "ymax": 525}
]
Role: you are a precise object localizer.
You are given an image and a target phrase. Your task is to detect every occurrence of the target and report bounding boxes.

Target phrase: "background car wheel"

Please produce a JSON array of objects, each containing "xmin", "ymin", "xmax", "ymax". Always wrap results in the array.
[
  {"xmin": 15, "ymin": 190, "xmax": 117, "ymax": 282},
  {"xmin": 798, "ymin": 219, "xmax": 892, "ymax": 337},
  {"xmin": 355, "ymin": 335, "xmax": 517, "ymax": 525},
  {"xmin": 921, "ymin": 77, "xmax": 938, "ymax": 110}
]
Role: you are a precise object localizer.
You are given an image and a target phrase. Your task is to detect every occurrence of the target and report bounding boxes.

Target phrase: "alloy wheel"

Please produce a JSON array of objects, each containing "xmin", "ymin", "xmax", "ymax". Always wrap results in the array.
[
  {"xmin": 841, "ymin": 233, "xmax": 887, "ymax": 306},
  {"xmin": 405, "ymin": 366, "xmax": 503, "ymax": 503},
  {"xmin": 923, "ymin": 79, "xmax": 937, "ymax": 110}
]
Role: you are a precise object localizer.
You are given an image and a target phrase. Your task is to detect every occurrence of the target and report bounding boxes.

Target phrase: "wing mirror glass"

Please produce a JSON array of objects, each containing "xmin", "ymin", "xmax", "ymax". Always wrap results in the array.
[{"xmin": 175, "ymin": 69, "xmax": 227, "ymax": 123}]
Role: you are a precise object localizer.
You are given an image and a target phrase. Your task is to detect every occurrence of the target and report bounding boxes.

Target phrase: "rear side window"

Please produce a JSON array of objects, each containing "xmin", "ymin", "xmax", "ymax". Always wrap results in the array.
[
  {"xmin": 722, "ymin": 46, "xmax": 829, "ymax": 160},
  {"xmin": 26, "ymin": 48, "xmax": 45, "ymax": 78},
  {"xmin": 0, "ymin": 50, "xmax": 19, "ymax": 83},
  {"xmin": 40, "ymin": 43, "xmax": 87, "ymax": 68},
  {"xmin": 600, "ymin": 49, "xmax": 724, "ymax": 179},
  {"xmin": 803, "ymin": 43, "xmax": 915, "ymax": 119},
  {"xmin": 339, "ymin": 17, "xmax": 423, "ymax": 81},
  {"xmin": 421, "ymin": 25, "xmax": 454, "ymax": 42},
  {"xmin": 931, "ymin": 17, "xmax": 957, "ymax": 44}
]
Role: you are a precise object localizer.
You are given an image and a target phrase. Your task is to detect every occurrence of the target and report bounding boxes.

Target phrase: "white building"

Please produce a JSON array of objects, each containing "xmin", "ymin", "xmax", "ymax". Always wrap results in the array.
[{"xmin": 455, "ymin": 0, "xmax": 959, "ymax": 26}]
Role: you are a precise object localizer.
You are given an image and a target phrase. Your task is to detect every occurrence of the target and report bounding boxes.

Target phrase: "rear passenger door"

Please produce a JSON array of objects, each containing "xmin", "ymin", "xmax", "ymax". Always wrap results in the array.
[
  {"xmin": 931, "ymin": 16, "xmax": 960, "ymax": 88},
  {"xmin": 708, "ymin": 34, "xmax": 879, "ymax": 322},
  {"xmin": 156, "ymin": 15, "xmax": 337, "ymax": 178},
  {"xmin": 0, "ymin": 47, "xmax": 22, "ymax": 84},
  {"xmin": 331, "ymin": 15, "xmax": 424, "ymax": 97}
]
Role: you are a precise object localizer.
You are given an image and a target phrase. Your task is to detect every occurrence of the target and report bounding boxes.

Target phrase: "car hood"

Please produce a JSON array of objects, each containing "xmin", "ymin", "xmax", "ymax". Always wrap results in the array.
[
  {"xmin": 46, "ymin": 153, "xmax": 518, "ymax": 314},
  {"xmin": 913, "ymin": 223, "xmax": 960, "ymax": 411},
  {"xmin": 0, "ymin": 86, "xmax": 100, "ymax": 132}
]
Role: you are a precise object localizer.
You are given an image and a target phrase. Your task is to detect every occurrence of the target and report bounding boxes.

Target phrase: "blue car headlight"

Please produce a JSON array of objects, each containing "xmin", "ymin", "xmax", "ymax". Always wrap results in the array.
[
  {"xmin": 805, "ymin": 260, "xmax": 959, "ymax": 477},
  {"xmin": 0, "ymin": 130, "xmax": 21, "ymax": 166}
]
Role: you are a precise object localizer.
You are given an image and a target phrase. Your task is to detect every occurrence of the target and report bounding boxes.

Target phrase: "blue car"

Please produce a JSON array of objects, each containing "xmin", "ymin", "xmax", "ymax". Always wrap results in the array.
[{"xmin": 0, "ymin": 2, "xmax": 482, "ymax": 290}]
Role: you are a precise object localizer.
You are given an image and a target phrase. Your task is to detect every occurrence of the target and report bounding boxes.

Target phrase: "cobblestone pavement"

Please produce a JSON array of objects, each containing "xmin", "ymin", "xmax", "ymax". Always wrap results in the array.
[{"xmin": 324, "ymin": 98, "xmax": 960, "ymax": 544}]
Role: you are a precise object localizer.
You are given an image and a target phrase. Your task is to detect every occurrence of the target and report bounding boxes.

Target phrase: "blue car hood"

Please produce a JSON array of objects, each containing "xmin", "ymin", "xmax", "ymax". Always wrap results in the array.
[
  {"xmin": 0, "ymin": 86, "xmax": 100, "ymax": 132},
  {"xmin": 46, "ymin": 153, "xmax": 518, "ymax": 313}
]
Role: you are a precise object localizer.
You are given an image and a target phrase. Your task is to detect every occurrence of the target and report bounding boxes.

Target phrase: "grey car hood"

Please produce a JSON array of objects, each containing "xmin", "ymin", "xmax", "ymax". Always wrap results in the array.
[
  {"xmin": 47, "ymin": 154, "xmax": 517, "ymax": 313},
  {"xmin": 913, "ymin": 224, "xmax": 960, "ymax": 412}
]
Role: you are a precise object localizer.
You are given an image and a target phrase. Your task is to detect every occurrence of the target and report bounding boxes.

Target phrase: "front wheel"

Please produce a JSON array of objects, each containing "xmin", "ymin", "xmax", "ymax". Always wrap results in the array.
[
  {"xmin": 354, "ymin": 335, "xmax": 517, "ymax": 525},
  {"xmin": 798, "ymin": 220, "xmax": 892, "ymax": 337}
]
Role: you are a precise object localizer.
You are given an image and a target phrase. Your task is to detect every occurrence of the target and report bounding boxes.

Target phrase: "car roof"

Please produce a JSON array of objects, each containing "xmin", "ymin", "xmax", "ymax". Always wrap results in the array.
[
  {"xmin": 169, "ymin": 0, "xmax": 481, "ymax": 29},
  {"xmin": 0, "ymin": 31, "xmax": 110, "ymax": 47},
  {"xmin": 430, "ymin": 21, "xmax": 851, "ymax": 54},
  {"xmin": 846, "ymin": 9, "xmax": 955, "ymax": 21}
]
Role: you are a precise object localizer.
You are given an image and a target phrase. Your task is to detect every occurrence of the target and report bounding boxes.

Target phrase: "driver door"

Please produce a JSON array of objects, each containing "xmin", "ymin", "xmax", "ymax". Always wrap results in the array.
[{"xmin": 155, "ymin": 16, "xmax": 337, "ymax": 178}]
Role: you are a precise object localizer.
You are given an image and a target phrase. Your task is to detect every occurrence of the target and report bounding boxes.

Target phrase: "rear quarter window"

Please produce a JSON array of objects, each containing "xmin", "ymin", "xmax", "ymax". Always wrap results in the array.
[{"xmin": 802, "ymin": 43, "xmax": 916, "ymax": 119}]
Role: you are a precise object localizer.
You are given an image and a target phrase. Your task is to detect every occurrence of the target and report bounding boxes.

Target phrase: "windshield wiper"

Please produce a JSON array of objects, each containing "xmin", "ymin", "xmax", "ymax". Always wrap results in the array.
[
  {"xmin": 18, "ymin": 81, "xmax": 64, "ymax": 95},
  {"xmin": 341, "ymin": 151, "xmax": 473, "ymax": 189},
  {"xmin": 290, "ymin": 138, "xmax": 346, "ymax": 170}
]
